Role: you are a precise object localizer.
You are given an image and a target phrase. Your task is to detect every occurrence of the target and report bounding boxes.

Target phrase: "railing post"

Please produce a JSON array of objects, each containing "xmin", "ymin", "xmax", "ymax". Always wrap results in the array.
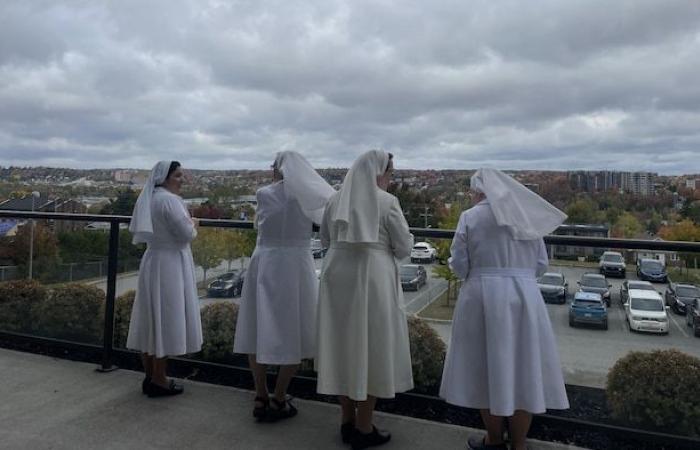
[{"xmin": 97, "ymin": 220, "xmax": 120, "ymax": 372}]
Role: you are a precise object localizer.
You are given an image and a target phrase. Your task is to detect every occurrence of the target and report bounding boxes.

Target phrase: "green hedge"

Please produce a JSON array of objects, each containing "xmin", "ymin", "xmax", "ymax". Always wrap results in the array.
[
  {"xmin": 0, "ymin": 280, "xmax": 47, "ymax": 333},
  {"xmin": 34, "ymin": 284, "xmax": 105, "ymax": 344},
  {"xmin": 200, "ymin": 302, "xmax": 239, "ymax": 363},
  {"xmin": 114, "ymin": 290, "xmax": 136, "ymax": 349},
  {"xmin": 407, "ymin": 317, "xmax": 446, "ymax": 390},
  {"xmin": 607, "ymin": 349, "xmax": 700, "ymax": 436}
]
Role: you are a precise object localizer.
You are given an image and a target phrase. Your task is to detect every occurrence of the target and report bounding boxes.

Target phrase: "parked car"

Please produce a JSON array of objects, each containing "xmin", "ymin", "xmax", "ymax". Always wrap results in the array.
[
  {"xmin": 400, "ymin": 264, "xmax": 427, "ymax": 291},
  {"xmin": 598, "ymin": 251, "xmax": 626, "ymax": 278},
  {"xmin": 410, "ymin": 242, "xmax": 437, "ymax": 263},
  {"xmin": 537, "ymin": 272, "xmax": 568, "ymax": 304},
  {"xmin": 625, "ymin": 289, "xmax": 669, "ymax": 334},
  {"xmin": 619, "ymin": 280, "xmax": 656, "ymax": 305},
  {"xmin": 686, "ymin": 298, "xmax": 700, "ymax": 337},
  {"xmin": 569, "ymin": 291, "xmax": 608, "ymax": 329},
  {"xmin": 207, "ymin": 270, "xmax": 246, "ymax": 298},
  {"xmin": 636, "ymin": 258, "xmax": 668, "ymax": 283},
  {"xmin": 311, "ymin": 238, "xmax": 328, "ymax": 259},
  {"xmin": 665, "ymin": 283, "xmax": 700, "ymax": 315},
  {"xmin": 577, "ymin": 273, "xmax": 612, "ymax": 307}
]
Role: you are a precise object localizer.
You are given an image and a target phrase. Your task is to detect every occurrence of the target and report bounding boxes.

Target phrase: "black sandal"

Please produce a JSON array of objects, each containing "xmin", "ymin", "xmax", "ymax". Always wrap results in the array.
[
  {"xmin": 142, "ymin": 376, "xmax": 151, "ymax": 395},
  {"xmin": 265, "ymin": 397, "xmax": 298, "ymax": 422},
  {"xmin": 341, "ymin": 421, "xmax": 355, "ymax": 443},
  {"xmin": 147, "ymin": 380, "xmax": 184, "ymax": 398},
  {"xmin": 253, "ymin": 396, "xmax": 269, "ymax": 421},
  {"xmin": 350, "ymin": 425, "xmax": 391, "ymax": 450}
]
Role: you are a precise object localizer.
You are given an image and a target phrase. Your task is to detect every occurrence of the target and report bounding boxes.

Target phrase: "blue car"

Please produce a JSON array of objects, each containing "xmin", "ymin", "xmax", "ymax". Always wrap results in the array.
[
  {"xmin": 636, "ymin": 258, "xmax": 668, "ymax": 283},
  {"xmin": 569, "ymin": 291, "xmax": 608, "ymax": 330}
]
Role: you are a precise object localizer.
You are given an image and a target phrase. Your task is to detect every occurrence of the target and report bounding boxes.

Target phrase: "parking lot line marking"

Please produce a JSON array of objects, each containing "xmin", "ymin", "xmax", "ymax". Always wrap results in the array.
[
  {"xmin": 615, "ymin": 307, "xmax": 627, "ymax": 332},
  {"xmin": 405, "ymin": 281, "xmax": 447, "ymax": 311},
  {"xmin": 667, "ymin": 313, "xmax": 689, "ymax": 338}
]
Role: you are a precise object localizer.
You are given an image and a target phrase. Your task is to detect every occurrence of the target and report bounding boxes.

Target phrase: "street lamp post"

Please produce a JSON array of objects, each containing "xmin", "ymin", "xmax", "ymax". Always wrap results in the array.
[{"xmin": 28, "ymin": 191, "xmax": 40, "ymax": 280}]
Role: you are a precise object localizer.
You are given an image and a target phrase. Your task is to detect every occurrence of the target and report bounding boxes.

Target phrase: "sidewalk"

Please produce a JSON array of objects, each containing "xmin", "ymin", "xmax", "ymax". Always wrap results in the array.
[{"xmin": 0, "ymin": 349, "xmax": 587, "ymax": 450}]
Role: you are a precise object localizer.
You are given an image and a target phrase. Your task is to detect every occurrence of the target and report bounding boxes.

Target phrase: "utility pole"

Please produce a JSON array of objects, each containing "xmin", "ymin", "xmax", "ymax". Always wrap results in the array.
[{"xmin": 419, "ymin": 204, "xmax": 433, "ymax": 228}]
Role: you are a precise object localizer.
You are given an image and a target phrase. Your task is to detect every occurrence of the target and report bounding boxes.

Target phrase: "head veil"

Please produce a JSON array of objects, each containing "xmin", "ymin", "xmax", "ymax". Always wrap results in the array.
[
  {"xmin": 274, "ymin": 151, "xmax": 335, "ymax": 224},
  {"xmin": 129, "ymin": 161, "xmax": 172, "ymax": 244}
]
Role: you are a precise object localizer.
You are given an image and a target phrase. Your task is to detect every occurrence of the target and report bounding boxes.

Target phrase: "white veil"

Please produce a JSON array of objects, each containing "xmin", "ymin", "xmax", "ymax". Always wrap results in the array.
[
  {"xmin": 471, "ymin": 168, "xmax": 567, "ymax": 240},
  {"xmin": 129, "ymin": 161, "xmax": 172, "ymax": 244},
  {"xmin": 275, "ymin": 151, "xmax": 335, "ymax": 224},
  {"xmin": 330, "ymin": 150, "xmax": 390, "ymax": 243}
]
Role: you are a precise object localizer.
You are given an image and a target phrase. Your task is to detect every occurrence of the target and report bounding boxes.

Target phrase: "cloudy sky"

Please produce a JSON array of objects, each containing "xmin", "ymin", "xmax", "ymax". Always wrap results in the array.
[{"xmin": 1, "ymin": 1, "xmax": 699, "ymax": 173}]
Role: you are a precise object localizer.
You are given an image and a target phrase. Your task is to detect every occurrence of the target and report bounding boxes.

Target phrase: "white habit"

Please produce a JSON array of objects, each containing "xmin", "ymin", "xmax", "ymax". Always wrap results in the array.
[
  {"xmin": 439, "ymin": 199, "xmax": 570, "ymax": 416},
  {"xmin": 127, "ymin": 187, "xmax": 203, "ymax": 358},
  {"xmin": 234, "ymin": 181, "xmax": 319, "ymax": 364},
  {"xmin": 315, "ymin": 189, "xmax": 414, "ymax": 400}
]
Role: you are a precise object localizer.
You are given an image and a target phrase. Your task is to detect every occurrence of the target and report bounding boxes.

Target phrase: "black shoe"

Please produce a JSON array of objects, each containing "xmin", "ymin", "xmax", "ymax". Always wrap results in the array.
[
  {"xmin": 147, "ymin": 380, "xmax": 184, "ymax": 398},
  {"xmin": 141, "ymin": 376, "xmax": 151, "ymax": 395},
  {"xmin": 264, "ymin": 396, "xmax": 298, "ymax": 422},
  {"xmin": 466, "ymin": 435, "xmax": 507, "ymax": 450},
  {"xmin": 341, "ymin": 421, "xmax": 355, "ymax": 443},
  {"xmin": 350, "ymin": 426, "xmax": 391, "ymax": 450},
  {"xmin": 253, "ymin": 396, "xmax": 269, "ymax": 421}
]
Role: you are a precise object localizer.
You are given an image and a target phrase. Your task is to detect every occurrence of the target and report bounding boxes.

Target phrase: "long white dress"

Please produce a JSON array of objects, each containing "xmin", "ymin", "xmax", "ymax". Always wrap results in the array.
[
  {"xmin": 233, "ymin": 181, "xmax": 318, "ymax": 365},
  {"xmin": 316, "ymin": 190, "xmax": 414, "ymax": 401},
  {"xmin": 127, "ymin": 187, "xmax": 203, "ymax": 358},
  {"xmin": 439, "ymin": 199, "xmax": 569, "ymax": 416}
]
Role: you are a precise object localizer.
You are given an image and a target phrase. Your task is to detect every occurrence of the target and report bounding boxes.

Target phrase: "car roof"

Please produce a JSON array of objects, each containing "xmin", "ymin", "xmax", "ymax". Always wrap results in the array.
[
  {"xmin": 628, "ymin": 280, "xmax": 653, "ymax": 287},
  {"xmin": 582, "ymin": 273, "xmax": 605, "ymax": 279},
  {"xmin": 628, "ymin": 289, "xmax": 663, "ymax": 300},
  {"xmin": 401, "ymin": 264, "xmax": 422, "ymax": 268},
  {"xmin": 541, "ymin": 272, "xmax": 563, "ymax": 277},
  {"xmin": 639, "ymin": 258, "xmax": 662, "ymax": 263},
  {"xmin": 574, "ymin": 291, "xmax": 602, "ymax": 301},
  {"xmin": 413, "ymin": 242, "xmax": 430, "ymax": 247},
  {"xmin": 602, "ymin": 251, "xmax": 623, "ymax": 256}
]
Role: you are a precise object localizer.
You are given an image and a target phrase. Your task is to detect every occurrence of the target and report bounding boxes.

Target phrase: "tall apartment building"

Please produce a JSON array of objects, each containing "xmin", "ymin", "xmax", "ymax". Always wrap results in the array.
[{"xmin": 568, "ymin": 171, "xmax": 656, "ymax": 196}]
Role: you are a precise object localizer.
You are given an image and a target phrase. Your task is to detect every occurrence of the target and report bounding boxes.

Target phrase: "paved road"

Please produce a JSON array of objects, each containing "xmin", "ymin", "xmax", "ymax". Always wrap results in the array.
[{"xmin": 427, "ymin": 263, "xmax": 700, "ymax": 388}]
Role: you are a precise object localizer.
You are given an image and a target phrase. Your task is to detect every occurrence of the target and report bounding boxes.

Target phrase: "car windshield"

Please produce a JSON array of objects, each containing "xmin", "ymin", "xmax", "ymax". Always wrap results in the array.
[
  {"xmin": 220, "ymin": 272, "xmax": 237, "ymax": 280},
  {"xmin": 629, "ymin": 282, "xmax": 655, "ymax": 291},
  {"xmin": 631, "ymin": 297, "xmax": 664, "ymax": 311},
  {"xmin": 539, "ymin": 275, "xmax": 563, "ymax": 285},
  {"xmin": 582, "ymin": 277, "xmax": 606, "ymax": 288},
  {"xmin": 641, "ymin": 261, "xmax": 663, "ymax": 271},
  {"xmin": 676, "ymin": 286, "xmax": 700, "ymax": 298},
  {"xmin": 401, "ymin": 267, "xmax": 419, "ymax": 276},
  {"xmin": 413, "ymin": 244, "xmax": 428, "ymax": 250},
  {"xmin": 603, "ymin": 255, "xmax": 623, "ymax": 263}
]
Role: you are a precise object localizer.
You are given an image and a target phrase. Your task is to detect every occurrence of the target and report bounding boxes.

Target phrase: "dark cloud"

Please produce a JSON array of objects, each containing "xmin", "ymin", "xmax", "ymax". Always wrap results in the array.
[{"xmin": 0, "ymin": 0, "xmax": 699, "ymax": 173}]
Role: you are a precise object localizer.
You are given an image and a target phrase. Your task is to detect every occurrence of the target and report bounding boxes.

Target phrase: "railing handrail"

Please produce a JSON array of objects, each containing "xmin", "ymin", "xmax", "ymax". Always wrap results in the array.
[{"xmin": 3, "ymin": 209, "xmax": 700, "ymax": 253}]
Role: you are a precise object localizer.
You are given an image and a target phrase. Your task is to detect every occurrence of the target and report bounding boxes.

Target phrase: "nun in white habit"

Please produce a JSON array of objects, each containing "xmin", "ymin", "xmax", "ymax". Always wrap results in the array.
[
  {"xmin": 234, "ymin": 151, "xmax": 334, "ymax": 422},
  {"xmin": 127, "ymin": 161, "xmax": 202, "ymax": 398},
  {"xmin": 439, "ymin": 168, "xmax": 569, "ymax": 450},
  {"xmin": 316, "ymin": 150, "xmax": 413, "ymax": 449}
]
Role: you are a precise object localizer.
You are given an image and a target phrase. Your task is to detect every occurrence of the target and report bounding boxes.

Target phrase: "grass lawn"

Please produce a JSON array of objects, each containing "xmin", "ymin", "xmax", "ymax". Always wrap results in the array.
[{"xmin": 418, "ymin": 288, "xmax": 457, "ymax": 321}]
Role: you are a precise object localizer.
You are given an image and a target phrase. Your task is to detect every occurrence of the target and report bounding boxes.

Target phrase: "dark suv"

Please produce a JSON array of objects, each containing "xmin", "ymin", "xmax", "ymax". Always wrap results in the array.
[
  {"xmin": 665, "ymin": 283, "xmax": 700, "ymax": 315},
  {"xmin": 599, "ymin": 252, "xmax": 626, "ymax": 278},
  {"xmin": 686, "ymin": 298, "xmax": 700, "ymax": 337},
  {"xmin": 636, "ymin": 258, "xmax": 668, "ymax": 283},
  {"xmin": 400, "ymin": 264, "xmax": 427, "ymax": 291}
]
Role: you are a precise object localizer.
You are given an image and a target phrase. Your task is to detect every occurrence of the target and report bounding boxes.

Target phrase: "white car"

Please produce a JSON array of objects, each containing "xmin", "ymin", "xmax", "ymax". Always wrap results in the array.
[
  {"xmin": 410, "ymin": 242, "xmax": 437, "ymax": 263},
  {"xmin": 625, "ymin": 289, "xmax": 669, "ymax": 334}
]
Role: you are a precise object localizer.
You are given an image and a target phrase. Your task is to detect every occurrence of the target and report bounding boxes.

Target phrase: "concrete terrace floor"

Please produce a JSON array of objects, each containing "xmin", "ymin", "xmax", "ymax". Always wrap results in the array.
[{"xmin": 0, "ymin": 349, "xmax": 588, "ymax": 450}]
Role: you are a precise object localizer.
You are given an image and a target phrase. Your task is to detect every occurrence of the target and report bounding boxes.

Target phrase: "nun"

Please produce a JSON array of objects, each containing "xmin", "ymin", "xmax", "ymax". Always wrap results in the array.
[
  {"xmin": 127, "ymin": 161, "xmax": 202, "ymax": 397},
  {"xmin": 316, "ymin": 150, "xmax": 413, "ymax": 449},
  {"xmin": 234, "ymin": 151, "xmax": 334, "ymax": 422},
  {"xmin": 439, "ymin": 168, "xmax": 569, "ymax": 450}
]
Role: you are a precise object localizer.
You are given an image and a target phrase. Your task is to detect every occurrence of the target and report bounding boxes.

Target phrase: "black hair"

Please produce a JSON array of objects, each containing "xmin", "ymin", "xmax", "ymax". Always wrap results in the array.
[
  {"xmin": 165, "ymin": 161, "xmax": 181, "ymax": 180},
  {"xmin": 385, "ymin": 153, "xmax": 394, "ymax": 173}
]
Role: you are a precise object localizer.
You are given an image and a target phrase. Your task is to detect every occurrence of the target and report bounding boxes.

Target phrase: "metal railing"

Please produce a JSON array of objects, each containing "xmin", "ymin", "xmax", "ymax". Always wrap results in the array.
[{"xmin": 2, "ymin": 210, "xmax": 700, "ymax": 448}]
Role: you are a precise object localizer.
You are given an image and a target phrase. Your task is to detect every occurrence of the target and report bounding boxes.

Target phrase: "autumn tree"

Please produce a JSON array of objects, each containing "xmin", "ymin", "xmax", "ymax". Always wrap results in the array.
[{"xmin": 191, "ymin": 228, "xmax": 226, "ymax": 283}]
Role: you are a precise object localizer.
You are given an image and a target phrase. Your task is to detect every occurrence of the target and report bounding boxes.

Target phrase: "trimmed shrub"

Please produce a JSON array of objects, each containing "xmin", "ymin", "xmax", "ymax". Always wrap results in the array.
[
  {"xmin": 408, "ymin": 317, "xmax": 446, "ymax": 391},
  {"xmin": 114, "ymin": 290, "xmax": 136, "ymax": 349},
  {"xmin": 200, "ymin": 302, "xmax": 239, "ymax": 363},
  {"xmin": 607, "ymin": 349, "xmax": 700, "ymax": 436},
  {"xmin": 0, "ymin": 280, "xmax": 47, "ymax": 333},
  {"xmin": 35, "ymin": 284, "xmax": 105, "ymax": 344}
]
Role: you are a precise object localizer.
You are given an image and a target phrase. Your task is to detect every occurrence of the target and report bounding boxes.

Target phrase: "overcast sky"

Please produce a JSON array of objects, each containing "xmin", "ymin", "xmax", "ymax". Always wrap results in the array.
[{"xmin": 1, "ymin": 1, "xmax": 699, "ymax": 173}]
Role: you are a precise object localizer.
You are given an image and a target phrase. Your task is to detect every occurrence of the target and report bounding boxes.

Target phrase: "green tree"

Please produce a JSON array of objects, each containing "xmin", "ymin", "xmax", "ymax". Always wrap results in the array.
[
  {"xmin": 100, "ymin": 189, "xmax": 139, "ymax": 215},
  {"xmin": 431, "ymin": 201, "xmax": 467, "ymax": 306},
  {"xmin": 565, "ymin": 198, "xmax": 602, "ymax": 224},
  {"xmin": 9, "ymin": 223, "xmax": 61, "ymax": 281},
  {"xmin": 191, "ymin": 228, "xmax": 226, "ymax": 283},
  {"xmin": 220, "ymin": 230, "xmax": 255, "ymax": 270},
  {"xmin": 612, "ymin": 212, "xmax": 643, "ymax": 238}
]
